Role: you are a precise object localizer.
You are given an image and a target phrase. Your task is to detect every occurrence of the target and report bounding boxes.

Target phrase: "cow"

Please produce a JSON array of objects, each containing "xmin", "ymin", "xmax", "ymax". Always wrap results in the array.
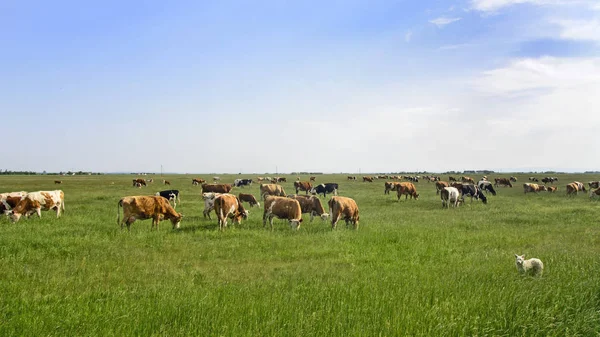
[
  {"xmin": 435, "ymin": 181, "xmax": 449, "ymax": 195},
  {"xmin": 0, "ymin": 191, "xmax": 27, "ymax": 214},
  {"xmin": 233, "ymin": 178, "xmax": 253, "ymax": 188},
  {"xmin": 259, "ymin": 183, "xmax": 287, "ymax": 200},
  {"xmin": 145, "ymin": 178, "xmax": 153, "ymax": 184},
  {"xmin": 238, "ymin": 193, "xmax": 260, "ymax": 208},
  {"xmin": 288, "ymin": 194, "xmax": 329, "ymax": 222},
  {"xmin": 162, "ymin": 180, "xmax": 171, "ymax": 186},
  {"xmin": 328, "ymin": 196, "xmax": 359, "ymax": 230},
  {"xmin": 457, "ymin": 184, "xmax": 487, "ymax": 204},
  {"xmin": 310, "ymin": 176, "xmax": 316, "ymax": 182},
  {"xmin": 132, "ymin": 178, "xmax": 146, "ymax": 187},
  {"xmin": 449, "ymin": 176, "xmax": 457, "ymax": 182},
  {"xmin": 385, "ymin": 181, "xmax": 402, "ymax": 195},
  {"xmin": 54, "ymin": 180, "xmax": 62, "ymax": 184},
  {"xmin": 213, "ymin": 176, "xmax": 221, "ymax": 182},
  {"xmin": 214, "ymin": 194, "xmax": 248, "ymax": 231},
  {"xmin": 588, "ymin": 181, "xmax": 600, "ymax": 189},
  {"xmin": 397, "ymin": 182, "xmax": 419, "ymax": 201},
  {"xmin": 135, "ymin": 183, "xmax": 142, "ymax": 188},
  {"xmin": 523, "ymin": 183, "xmax": 543, "ymax": 194},
  {"xmin": 573, "ymin": 181, "xmax": 586, "ymax": 192},
  {"xmin": 202, "ymin": 192, "xmax": 221, "ymax": 219},
  {"xmin": 461, "ymin": 176, "xmax": 475, "ymax": 184},
  {"xmin": 347, "ymin": 176, "xmax": 357, "ymax": 181},
  {"xmin": 547, "ymin": 186, "xmax": 558, "ymax": 193},
  {"xmin": 363, "ymin": 176, "xmax": 374, "ymax": 182},
  {"xmin": 276, "ymin": 177, "xmax": 287, "ymax": 182},
  {"xmin": 293, "ymin": 181, "xmax": 313, "ymax": 195},
  {"xmin": 155, "ymin": 189, "xmax": 180, "ymax": 208},
  {"xmin": 528, "ymin": 177, "xmax": 539, "ymax": 182},
  {"xmin": 202, "ymin": 183, "xmax": 233, "ymax": 194},
  {"xmin": 510, "ymin": 176, "xmax": 518, "ymax": 182},
  {"xmin": 310, "ymin": 183, "xmax": 339, "ymax": 198},
  {"xmin": 477, "ymin": 180, "xmax": 497, "ymax": 196},
  {"xmin": 441, "ymin": 187, "xmax": 462, "ymax": 208},
  {"xmin": 566, "ymin": 183, "xmax": 579, "ymax": 196},
  {"xmin": 541, "ymin": 177, "xmax": 554, "ymax": 184},
  {"xmin": 117, "ymin": 195, "xmax": 182, "ymax": 230},
  {"xmin": 8, "ymin": 190, "xmax": 65, "ymax": 222},
  {"xmin": 589, "ymin": 187, "xmax": 600, "ymax": 198},
  {"xmin": 494, "ymin": 178, "xmax": 513, "ymax": 188},
  {"xmin": 263, "ymin": 196, "xmax": 303, "ymax": 230},
  {"xmin": 192, "ymin": 178, "xmax": 206, "ymax": 186}
]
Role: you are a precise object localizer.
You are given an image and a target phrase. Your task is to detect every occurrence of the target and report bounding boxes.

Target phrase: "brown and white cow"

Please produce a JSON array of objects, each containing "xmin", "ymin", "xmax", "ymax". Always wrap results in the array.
[
  {"xmin": 202, "ymin": 192, "xmax": 221, "ymax": 219},
  {"xmin": 192, "ymin": 178, "xmax": 206, "ymax": 186},
  {"xmin": 397, "ymin": 182, "xmax": 419, "ymax": 201},
  {"xmin": 461, "ymin": 176, "xmax": 475, "ymax": 184},
  {"xmin": 214, "ymin": 194, "xmax": 248, "ymax": 230},
  {"xmin": 573, "ymin": 181, "xmax": 586, "ymax": 192},
  {"xmin": 8, "ymin": 190, "xmax": 65, "ymax": 222},
  {"xmin": 288, "ymin": 194, "xmax": 329, "ymax": 221},
  {"xmin": 294, "ymin": 181, "xmax": 313, "ymax": 195},
  {"xmin": 384, "ymin": 181, "xmax": 402, "ymax": 195},
  {"xmin": 276, "ymin": 177, "xmax": 287, "ymax": 183},
  {"xmin": 589, "ymin": 187, "xmax": 600, "ymax": 198},
  {"xmin": 54, "ymin": 180, "xmax": 62, "ymax": 184},
  {"xmin": 435, "ymin": 181, "xmax": 449, "ymax": 195},
  {"xmin": 132, "ymin": 178, "xmax": 147, "ymax": 187},
  {"xmin": 362, "ymin": 176, "xmax": 373, "ymax": 182},
  {"xmin": 588, "ymin": 181, "xmax": 600, "ymax": 189},
  {"xmin": 238, "ymin": 193, "xmax": 260, "ymax": 208},
  {"xmin": 547, "ymin": 186, "xmax": 558, "ymax": 193},
  {"xmin": 259, "ymin": 183, "xmax": 287, "ymax": 200},
  {"xmin": 202, "ymin": 183, "xmax": 233, "ymax": 194},
  {"xmin": 347, "ymin": 176, "xmax": 357, "ymax": 181},
  {"xmin": 310, "ymin": 176, "xmax": 316, "ymax": 182},
  {"xmin": 328, "ymin": 196, "xmax": 359, "ymax": 230},
  {"xmin": 162, "ymin": 180, "xmax": 171, "ymax": 185},
  {"xmin": 566, "ymin": 183, "xmax": 579, "ymax": 196},
  {"xmin": 494, "ymin": 178, "xmax": 513, "ymax": 188},
  {"xmin": 0, "ymin": 191, "xmax": 28, "ymax": 214},
  {"xmin": 263, "ymin": 196, "xmax": 303, "ymax": 230},
  {"xmin": 117, "ymin": 195, "xmax": 182, "ymax": 230},
  {"xmin": 523, "ymin": 183, "xmax": 542, "ymax": 194}
]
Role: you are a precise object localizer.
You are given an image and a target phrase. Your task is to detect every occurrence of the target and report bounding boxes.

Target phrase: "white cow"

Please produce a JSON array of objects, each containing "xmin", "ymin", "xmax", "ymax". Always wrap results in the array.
[
  {"xmin": 202, "ymin": 192, "xmax": 221, "ymax": 219},
  {"xmin": 441, "ymin": 187, "xmax": 462, "ymax": 208}
]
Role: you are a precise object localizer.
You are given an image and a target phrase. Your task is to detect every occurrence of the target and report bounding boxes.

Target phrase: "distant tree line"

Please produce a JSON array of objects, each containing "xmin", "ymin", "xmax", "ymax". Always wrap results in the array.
[{"xmin": 0, "ymin": 170, "xmax": 103, "ymax": 175}]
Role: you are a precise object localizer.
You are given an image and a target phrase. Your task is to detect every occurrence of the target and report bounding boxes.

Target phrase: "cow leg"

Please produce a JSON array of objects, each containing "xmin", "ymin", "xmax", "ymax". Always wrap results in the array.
[
  {"xmin": 152, "ymin": 215, "xmax": 160, "ymax": 230},
  {"xmin": 269, "ymin": 215, "xmax": 275, "ymax": 231},
  {"xmin": 310, "ymin": 211, "xmax": 315, "ymax": 222},
  {"xmin": 36, "ymin": 208, "xmax": 42, "ymax": 218}
]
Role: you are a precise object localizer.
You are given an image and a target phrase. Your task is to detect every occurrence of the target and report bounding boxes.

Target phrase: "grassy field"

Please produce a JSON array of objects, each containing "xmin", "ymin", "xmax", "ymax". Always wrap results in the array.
[{"xmin": 1, "ymin": 173, "xmax": 599, "ymax": 336}]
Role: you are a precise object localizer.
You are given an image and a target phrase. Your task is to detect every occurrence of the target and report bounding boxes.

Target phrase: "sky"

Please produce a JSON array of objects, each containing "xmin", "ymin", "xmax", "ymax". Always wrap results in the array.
[{"xmin": 1, "ymin": 0, "xmax": 599, "ymax": 173}]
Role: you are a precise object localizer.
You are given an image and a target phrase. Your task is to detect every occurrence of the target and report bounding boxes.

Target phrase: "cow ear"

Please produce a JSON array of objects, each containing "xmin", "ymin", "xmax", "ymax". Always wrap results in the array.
[{"xmin": 299, "ymin": 218, "xmax": 303, "ymax": 222}]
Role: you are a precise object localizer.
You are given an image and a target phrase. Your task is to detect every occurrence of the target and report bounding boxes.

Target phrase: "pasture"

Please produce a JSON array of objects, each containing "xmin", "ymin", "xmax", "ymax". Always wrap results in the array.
[{"xmin": 1, "ymin": 173, "xmax": 599, "ymax": 336}]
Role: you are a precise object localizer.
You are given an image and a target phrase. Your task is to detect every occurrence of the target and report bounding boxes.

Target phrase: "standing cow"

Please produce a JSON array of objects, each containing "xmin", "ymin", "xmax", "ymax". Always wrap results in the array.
[
  {"xmin": 8, "ymin": 190, "xmax": 65, "ymax": 222},
  {"xmin": 214, "ymin": 194, "xmax": 248, "ymax": 231},
  {"xmin": 263, "ymin": 196, "xmax": 303, "ymax": 230},
  {"xmin": 117, "ymin": 195, "xmax": 182, "ymax": 230},
  {"xmin": 328, "ymin": 196, "xmax": 359, "ymax": 230}
]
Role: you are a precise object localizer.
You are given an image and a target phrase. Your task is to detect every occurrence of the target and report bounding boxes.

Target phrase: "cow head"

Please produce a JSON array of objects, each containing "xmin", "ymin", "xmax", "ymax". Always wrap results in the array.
[
  {"xmin": 170, "ymin": 213, "xmax": 183, "ymax": 229},
  {"xmin": 319, "ymin": 213, "xmax": 330, "ymax": 221},
  {"xmin": 7, "ymin": 211, "xmax": 22, "ymax": 223},
  {"xmin": 477, "ymin": 191, "xmax": 487, "ymax": 204},
  {"xmin": 288, "ymin": 218, "xmax": 303, "ymax": 230}
]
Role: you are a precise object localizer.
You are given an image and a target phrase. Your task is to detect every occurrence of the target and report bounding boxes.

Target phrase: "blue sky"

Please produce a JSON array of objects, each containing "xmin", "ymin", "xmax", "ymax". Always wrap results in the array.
[{"xmin": 1, "ymin": 0, "xmax": 599, "ymax": 173}]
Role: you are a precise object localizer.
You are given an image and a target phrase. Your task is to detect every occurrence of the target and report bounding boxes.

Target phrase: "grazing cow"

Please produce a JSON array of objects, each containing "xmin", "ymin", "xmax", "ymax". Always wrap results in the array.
[
  {"xmin": 310, "ymin": 176, "xmax": 316, "ymax": 182},
  {"xmin": 547, "ymin": 186, "xmax": 557, "ymax": 193},
  {"xmin": 397, "ymin": 182, "xmax": 419, "ymax": 201},
  {"xmin": 135, "ymin": 183, "xmax": 142, "ymax": 188},
  {"xmin": 117, "ymin": 195, "xmax": 182, "ymax": 230},
  {"xmin": 162, "ymin": 180, "xmax": 171, "ymax": 185},
  {"xmin": 347, "ymin": 176, "xmax": 357, "ymax": 181},
  {"xmin": 202, "ymin": 192, "xmax": 221, "ymax": 219},
  {"xmin": 259, "ymin": 184, "xmax": 287, "ymax": 200},
  {"xmin": 458, "ymin": 184, "xmax": 487, "ymax": 204},
  {"xmin": 435, "ymin": 181, "xmax": 449, "ymax": 195},
  {"xmin": 132, "ymin": 178, "xmax": 147, "ymax": 187},
  {"xmin": 449, "ymin": 176, "xmax": 457, "ymax": 182},
  {"xmin": 263, "ymin": 196, "xmax": 303, "ymax": 230},
  {"xmin": 461, "ymin": 176, "xmax": 475, "ymax": 184},
  {"xmin": 363, "ymin": 176, "xmax": 374, "ymax": 182},
  {"xmin": 238, "ymin": 193, "xmax": 260, "ymax": 208},
  {"xmin": 441, "ymin": 187, "xmax": 462, "ymax": 208},
  {"xmin": 276, "ymin": 177, "xmax": 287, "ymax": 183},
  {"xmin": 523, "ymin": 183, "xmax": 543, "ymax": 194},
  {"xmin": 0, "ymin": 191, "xmax": 27, "ymax": 214},
  {"xmin": 494, "ymin": 178, "xmax": 513, "ymax": 188},
  {"xmin": 294, "ymin": 181, "xmax": 313, "ymax": 194},
  {"xmin": 328, "ymin": 196, "xmax": 359, "ymax": 230},
  {"xmin": 192, "ymin": 178, "xmax": 205, "ymax": 186},
  {"xmin": 214, "ymin": 194, "xmax": 248, "ymax": 230},
  {"xmin": 528, "ymin": 177, "xmax": 539, "ymax": 182},
  {"xmin": 588, "ymin": 181, "xmax": 600, "ymax": 189},
  {"xmin": 202, "ymin": 183, "xmax": 233, "ymax": 194},
  {"xmin": 145, "ymin": 178, "xmax": 153, "ymax": 184},
  {"xmin": 213, "ymin": 177, "xmax": 221, "ymax": 182},
  {"xmin": 155, "ymin": 189, "xmax": 180, "ymax": 208},
  {"xmin": 233, "ymin": 178, "xmax": 253, "ymax": 188},
  {"xmin": 477, "ymin": 180, "xmax": 497, "ymax": 196},
  {"xmin": 589, "ymin": 187, "xmax": 600, "ymax": 198},
  {"xmin": 8, "ymin": 190, "xmax": 65, "ymax": 222},
  {"xmin": 385, "ymin": 181, "xmax": 402, "ymax": 195},
  {"xmin": 566, "ymin": 183, "xmax": 579, "ymax": 196},
  {"xmin": 310, "ymin": 183, "xmax": 339, "ymax": 198},
  {"xmin": 510, "ymin": 176, "xmax": 518, "ymax": 182},
  {"xmin": 288, "ymin": 194, "xmax": 329, "ymax": 222},
  {"xmin": 572, "ymin": 181, "xmax": 586, "ymax": 192},
  {"xmin": 54, "ymin": 180, "xmax": 62, "ymax": 184},
  {"xmin": 541, "ymin": 177, "xmax": 556, "ymax": 184}
]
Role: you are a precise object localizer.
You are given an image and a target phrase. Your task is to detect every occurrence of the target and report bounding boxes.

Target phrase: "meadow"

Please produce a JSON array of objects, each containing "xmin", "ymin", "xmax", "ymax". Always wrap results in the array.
[{"xmin": 0, "ymin": 173, "xmax": 599, "ymax": 336}]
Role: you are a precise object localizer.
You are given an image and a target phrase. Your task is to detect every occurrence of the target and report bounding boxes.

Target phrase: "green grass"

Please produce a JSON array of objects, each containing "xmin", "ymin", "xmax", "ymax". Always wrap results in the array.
[{"xmin": 0, "ymin": 173, "xmax": 599, "ymax": 336}]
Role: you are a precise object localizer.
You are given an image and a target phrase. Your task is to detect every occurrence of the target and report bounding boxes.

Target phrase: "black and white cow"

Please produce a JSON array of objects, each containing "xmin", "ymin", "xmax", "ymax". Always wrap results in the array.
[
  {"xmin": 155, "ymin": 189, "xmax": 181, "ymax": 208},
  {"xmin": 458, "ymin": 184, "xmax": 487, "ymax": 204},
  {"xmin": 477, "ymin": 180, "xmax": 497, "ymax": 196},
  {"xmin": 310, "ymin": 183, "xmax": 339, "ymax": 198},
  {"xmin": 233, "ymin": 179, "xmax": 253, "ymax": 188}
]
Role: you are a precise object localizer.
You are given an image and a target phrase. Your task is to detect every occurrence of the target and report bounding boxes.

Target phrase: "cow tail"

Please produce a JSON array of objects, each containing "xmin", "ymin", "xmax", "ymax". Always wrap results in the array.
[{"xmin": 117, "ymin": 199, "xmax": 123, "ymax": 225}]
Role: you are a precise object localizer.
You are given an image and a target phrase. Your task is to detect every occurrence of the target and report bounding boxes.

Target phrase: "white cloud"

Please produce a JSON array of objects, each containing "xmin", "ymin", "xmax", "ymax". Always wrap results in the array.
[
  {"xmin": 471, "ymin": 0, "xmax": 597, "ymax": 12},
  {"xmin": 405, "ymin": 31, "xmax": 413, "ymax": 42},
  {"xmin": 552, "ymin": 19, "xmax": 600, "ymax": 42},
  {"xmin": 437, "ymin": 43, "xmax": 473, "ymax": 50},
  {"xmin": 429, "ymin": 17, "xmax": 462, "ymax": 27}
]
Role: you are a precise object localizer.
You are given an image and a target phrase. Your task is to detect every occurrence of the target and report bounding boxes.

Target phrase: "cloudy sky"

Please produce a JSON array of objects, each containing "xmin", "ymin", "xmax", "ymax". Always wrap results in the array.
[{"xmin": 2, "ymin": 0, "xmax": 599, "ymax": 173}]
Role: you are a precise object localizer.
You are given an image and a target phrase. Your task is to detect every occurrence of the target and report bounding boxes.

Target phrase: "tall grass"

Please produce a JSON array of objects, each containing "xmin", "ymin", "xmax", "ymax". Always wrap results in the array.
[{"xmin": 0, "ymin": 174, "xmax": 599, "ymax": 336}]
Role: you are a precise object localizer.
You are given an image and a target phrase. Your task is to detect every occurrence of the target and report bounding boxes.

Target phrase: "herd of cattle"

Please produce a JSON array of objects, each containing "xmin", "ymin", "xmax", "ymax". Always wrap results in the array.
[{"xmin": 2, "ymin": 175, "xmax": 599, "ymax": 230}]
